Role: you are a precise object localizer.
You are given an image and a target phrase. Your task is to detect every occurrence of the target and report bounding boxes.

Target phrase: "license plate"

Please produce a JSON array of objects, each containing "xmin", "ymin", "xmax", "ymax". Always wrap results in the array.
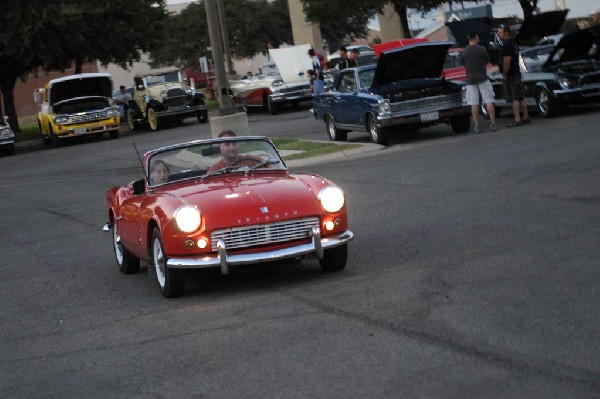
[
  {"xmin": 74, "ymin": 128, "xmax": 87, "ymax": 135},
  {"xmin": 420, "ymin": 112, "xmax": 439, "ymax": 122}
]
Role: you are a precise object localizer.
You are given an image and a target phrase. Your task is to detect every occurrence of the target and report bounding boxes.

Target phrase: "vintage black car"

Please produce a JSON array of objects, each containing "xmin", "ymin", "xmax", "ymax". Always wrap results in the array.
[
  {"xmin": 312, "ymin": 41, "xmax": 470, "ymax": 146},
  {"xmin": 489, "ymin": 25, "xmax": 600, "ymax": 117}
]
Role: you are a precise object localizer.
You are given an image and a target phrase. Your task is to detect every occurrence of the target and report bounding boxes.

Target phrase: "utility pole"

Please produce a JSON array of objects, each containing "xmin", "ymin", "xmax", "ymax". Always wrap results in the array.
[
  {"xmin": 215, "ymin": 0, "xmax": 235, "ymax": 75},
  {"xmin": 205, "ymin": 0, "xmax": 235, "ymax": 115}
]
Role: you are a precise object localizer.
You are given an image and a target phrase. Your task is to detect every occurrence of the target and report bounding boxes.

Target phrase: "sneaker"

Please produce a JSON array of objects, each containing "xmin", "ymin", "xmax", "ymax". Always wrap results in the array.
[
  {"xmin": 490, "ymin": 122, "xmax": 497, "ymax": 132},
  {"xmin": 522, "ymin": 118, "xmax": 531, "ymax": 124},
  {"xmin": 507, "ymin": 120, "xmax": 523, "ymax": 128},
  {"xmin": 473, "ymin": 126, "xmax": 480, "ymax": 134}
]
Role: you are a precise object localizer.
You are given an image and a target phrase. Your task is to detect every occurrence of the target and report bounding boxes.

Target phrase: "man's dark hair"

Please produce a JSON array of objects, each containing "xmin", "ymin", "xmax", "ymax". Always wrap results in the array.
[
  {"xmin": 119, "ymin": 85, "xmax": 126, "ymax": 90},
  {"xmin": 351, "ymin": 48, "xmax": 360, "ymax": 55},
  {"xmin": 467, "ymin": 31, "xmax": 478, "ymax": 40},
  {"xmin": 218, "ymin": 130, "xmax": 237, "ymax": 138},
  {"xmin": 308, "ymin": 48, "xmax": 315, "ymax": 56},
  {"xmin": 339, "ymin": 46, "xmax": 347, "ymax": 53}
]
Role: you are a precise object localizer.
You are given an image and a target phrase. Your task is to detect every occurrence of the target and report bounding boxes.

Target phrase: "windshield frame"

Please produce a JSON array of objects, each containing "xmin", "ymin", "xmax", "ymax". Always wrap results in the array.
[{"xmin": 145, "ymin": 136, "xmax": 287, "ymax": 188}]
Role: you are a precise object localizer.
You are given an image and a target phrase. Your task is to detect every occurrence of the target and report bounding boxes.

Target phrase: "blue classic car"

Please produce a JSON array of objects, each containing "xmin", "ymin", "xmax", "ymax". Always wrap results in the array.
[{"xmin": 312, "ymin": 41, "xmax": 470, "ymax": 145}]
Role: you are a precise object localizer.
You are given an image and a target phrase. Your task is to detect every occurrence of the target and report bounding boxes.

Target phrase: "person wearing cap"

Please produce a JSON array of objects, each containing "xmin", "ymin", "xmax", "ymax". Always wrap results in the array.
[
  {"xmin": 497, "ymin": 23, "xmax": 530, "ymax": 127},
  {"xmin": 461, "ymin": 31, "xmax": 497, "ymax": 134}
]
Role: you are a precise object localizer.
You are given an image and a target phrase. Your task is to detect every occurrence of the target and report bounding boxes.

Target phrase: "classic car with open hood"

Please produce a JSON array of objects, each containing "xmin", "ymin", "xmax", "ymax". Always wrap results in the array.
[
  {"xmin": 312, "ymin": 41, "xmax": 470, "ymax": 145},
  {"xmin": 126, "ymin": 67, "xmax": 208, "ymax": 131},
  {"xmin": 230, "ymin": 44, "xmax": 314, "ymax": 114},
  {"xmin": 103, "ymin": 136, "xmax": 353, "ymax": 298},
  {"xmin": 488, "ymin": 24, "xmax": 600, "ymax": 117},
  {"xmin": 34, "ymin": 73, "xmax": 120, "ymax": 146}
]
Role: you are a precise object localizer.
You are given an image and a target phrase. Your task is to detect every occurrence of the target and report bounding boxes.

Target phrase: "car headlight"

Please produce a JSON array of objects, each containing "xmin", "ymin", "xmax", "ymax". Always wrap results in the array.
[
  {"xmin": 318, "ymin": 186, "xmax": 345, "ymax": 213},
  {"xmin": 174, "ymin": 205, "xmax": 202, "ymax": 233},
  {"xmin": 106, "ymin": 108, "xmax": 119, "ymax": 117},
  {"xmin": 55, "ymin": 115, "xmax": 68, "ymax": 124},
  {"xmin": 0, "ymin": 126, "xmax": 14, "ymax": 139},
  {"xmin": 377, "ymin": 99, "xmax": 391, "ymax": 115},
  {"xmin": 558, "ymin": 77, "xmax": 574, "ymax": 89}
]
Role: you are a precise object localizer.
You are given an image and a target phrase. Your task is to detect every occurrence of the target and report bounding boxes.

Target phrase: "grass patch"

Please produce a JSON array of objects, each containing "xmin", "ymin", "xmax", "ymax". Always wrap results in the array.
[
  {"xmin": 271, "ymin": 137, "xmax": 360, "ymax": 161},
  {"xmin": 15, "ymin": 123, "xmax": 41, "ymax": 142}
]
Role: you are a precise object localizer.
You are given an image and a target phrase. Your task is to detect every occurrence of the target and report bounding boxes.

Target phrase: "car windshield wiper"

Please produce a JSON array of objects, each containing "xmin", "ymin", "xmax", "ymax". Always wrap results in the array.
[
  {"xmin": 202, "ymin": 165, "xmax": 246, "ymax": 179},
  {"xmin": 245, "ymin": 158, "xmax": 281, "ymax": 174}
]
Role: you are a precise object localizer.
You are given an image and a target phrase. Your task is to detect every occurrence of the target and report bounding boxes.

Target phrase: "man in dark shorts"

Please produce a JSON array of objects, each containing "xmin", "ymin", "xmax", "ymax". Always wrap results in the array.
[{"xmin": 497, "ymin": 23, "xmax": 530, "ymax": 127}]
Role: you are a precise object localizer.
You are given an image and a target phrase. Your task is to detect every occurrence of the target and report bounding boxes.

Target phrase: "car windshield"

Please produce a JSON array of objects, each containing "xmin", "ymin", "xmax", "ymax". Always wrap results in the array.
[
  {"xmin": 144, "ymin": 71, "xmax": 181, "ymax": 87},
  {"xmin": 259, "ymin": 64, "xmax": 280, "ymax": 77},
  {"xmin": 146, "ymin": 137, "xmax": 286, "ymax": 187}
]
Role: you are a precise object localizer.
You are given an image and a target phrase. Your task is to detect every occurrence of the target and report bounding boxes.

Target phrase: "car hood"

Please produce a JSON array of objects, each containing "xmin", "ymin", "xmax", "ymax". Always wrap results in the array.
[
  {"xmin": 543, "ymin": 25, "xmax": 600, "ymax": 68},
  {"xmin": 446, "ymin": 17, "xmax": 494, "ymax": 48},
  {"xmin": 516, "ymin": 9, "xmax": 568, "ymax": 45},
  {"xmin": 163, "ymin": 174, "xmax": 324, "ymax": 226},
  {"xmin": 50, "ymin": 76, "xmax": 113, "ymax": 106},
  {"xmin": 374, "ymin": 42, "xmax": 452, "ymax": 86},
  {"xmin": 269, "ymin": 44, "xmax": 313, "ymax": 84}
]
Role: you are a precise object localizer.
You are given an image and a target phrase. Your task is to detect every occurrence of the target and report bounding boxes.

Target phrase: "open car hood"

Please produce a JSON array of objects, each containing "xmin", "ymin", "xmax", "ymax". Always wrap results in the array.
[
  {"xmin": 516, "ymin": 9, "xmax": 568, "ymax": 45},
  {"xmin": 374, "ymin": 42, "xmax": 452, "ymax": 87},
  {"xmin": 446, "ymin": 17, "xmax": 494, "ymax": 48},
  {"xmin": 543, "ymin": 25, "xmax": 600, "ymax": 68},
  {"xmin": 49, "ymin": 75, "xmax": 113, "ymax": 106},
  {"xmin": 269, "ymin": 44, "xmax": 313, "ymax": 84}
]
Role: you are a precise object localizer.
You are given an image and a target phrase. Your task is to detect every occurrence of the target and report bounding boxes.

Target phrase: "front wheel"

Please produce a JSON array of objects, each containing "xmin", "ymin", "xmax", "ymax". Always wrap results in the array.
[
  {"xmin": 265, "ymin": 95, "xmax": 278, "ymax": 115},
  {"xmin": 537, "ymin": 88, "xmax": 561, "ymax": 118},
  {"xmin": 151, "ymin": 228, "xmax": 185, "ymax": 298},
  {"xmin": 319, "ymin": 244, "xmax": 348, "ymax": 272},
  {"xmin": 147, "ymin": 108, "xmax": 160, "ymax": 131},
  {"xmin": 197, "ymin": 109, "xmax": 208, "ymax": 123},
  {"xmin": 109, "ymin": 130, "xmax": 119, "ymax": 139},
  {"xmin": 113, "ymin": 222, "xmax": 140, "ymax": 274},
  {"xmin": 326, "ymin": 114, "xmax": 348, "ymax": 142},
  {"xmin": 450, "ymin": 114, "xmax": 470, "ymax": 134},
  {"xmin": 127, "ymin": 109, "xmax": 138, "ymax": 131},
  {"xmin": 368, "ymin": 114, "xmax": 389, "ymax": 145}
]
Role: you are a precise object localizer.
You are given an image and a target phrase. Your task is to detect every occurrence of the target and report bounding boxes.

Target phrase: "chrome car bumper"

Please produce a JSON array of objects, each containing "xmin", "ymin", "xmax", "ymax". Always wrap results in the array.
[
  {"xmin": 155, "ymin": 104, "xmax": 207, "ymax": 118},
  {"xmin": 167, "ymin": 227, "xmax": 353, "ymax": 274}
]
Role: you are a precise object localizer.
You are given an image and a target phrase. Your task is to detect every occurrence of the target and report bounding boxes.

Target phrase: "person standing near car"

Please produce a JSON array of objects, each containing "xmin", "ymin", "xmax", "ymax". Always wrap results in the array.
[
  {"xmin": 113, "ymin": 85, "xmax": 132, "ymax": 120},
  {"xmin": 460, "ymin": 32, "xmax": 497, "ymax": 134},
  {"xmin": 308, "ymin": 48, "xmax": 325, "ymax": 95},
  {"xmin": 337, "ymin": 47, "xmax": 355, "ymax": 70},
  {"xmin": 497, "ymin": 24, "xmax": 530, "ymax": 127}
]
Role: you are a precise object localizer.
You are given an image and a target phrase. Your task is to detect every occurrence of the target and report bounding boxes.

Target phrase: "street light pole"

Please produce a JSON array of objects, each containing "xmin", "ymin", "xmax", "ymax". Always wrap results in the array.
[
  {"xmin": 205, "ymin": 0, "xmax": 235, "ymax": 115},
  {"xmin": 215, "ymin": 0, "xmax": 235, "ymax": 75}
]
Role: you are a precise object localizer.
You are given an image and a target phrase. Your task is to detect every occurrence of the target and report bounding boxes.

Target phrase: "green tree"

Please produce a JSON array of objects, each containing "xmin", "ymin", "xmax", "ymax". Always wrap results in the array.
[
  {"xmin": 149, "ymin": 0, "xmax": 294, "ymax": 71},
  {"xmin": 0, "ymin": 0, "xmax": 168, "ymax": 133}
]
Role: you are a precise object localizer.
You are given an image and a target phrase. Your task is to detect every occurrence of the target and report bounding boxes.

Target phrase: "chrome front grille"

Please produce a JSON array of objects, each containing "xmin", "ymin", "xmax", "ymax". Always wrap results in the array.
[
  {"xmin": 211, "ymin": 217, "xmax": 320, "ymax": 251},
  {"xmin": 580, "ymin": 72, "xmax": 600, "ymax": 86},
  {"xmin": 390, "ymin": 93, "xmax": 464, "ymax": 115},
  {"xmin": 166, "ymin": 88, "xmax": 186, "ymax": 108},
  {"xmin": 64, "ymin": 111, "xmax": 106, "ymax": 124}
]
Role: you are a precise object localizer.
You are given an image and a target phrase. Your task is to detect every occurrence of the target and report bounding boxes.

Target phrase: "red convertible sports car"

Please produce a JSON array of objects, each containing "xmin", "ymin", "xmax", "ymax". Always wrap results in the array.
[{"xmin": 104, "ymin": 136, "xmax": 353, "ymax": 297}]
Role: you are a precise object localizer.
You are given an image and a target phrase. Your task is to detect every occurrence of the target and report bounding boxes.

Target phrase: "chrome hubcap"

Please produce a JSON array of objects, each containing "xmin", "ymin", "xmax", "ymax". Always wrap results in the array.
[
  {"xmin": 113, "ymin": 226, "xmax": 123, "ymax": 265},
  {"xmin": 539, "ymin": 91, "xmax": 548, "ymax": 113}
]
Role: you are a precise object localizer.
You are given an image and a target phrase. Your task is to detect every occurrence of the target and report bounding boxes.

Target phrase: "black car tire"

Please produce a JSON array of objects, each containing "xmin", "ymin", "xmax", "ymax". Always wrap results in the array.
[
  {"xmin": 4, "ymin": 144, "xmax": 15, "ymax": 156},
  {"xmin": 109, "ymin": 130, "xmax": 119, "ymax": 139},
  {"xmin": 368, "ymin": 114, "xmax": 389, "ymax": 146},
  {"xmin": 265, "ymin": 95, "xmax": 278, "ymax": 115},
  {"xmin": 113, "ymin": 222, "xmax": 140, "ymax": 274},
  {"xmin": 319, "ymin": 244, "xmax": 347, "ymax": 272},
  {"xmin": 151, "ymin": 228, "xmax": 185, "ymax": 298},
  {"xmin": 326, "ymin": 114, "xmax": 348, "ymax": 142},
  {"xmin": 147, "ymin": 108, "xmax": 160, "ymax": 131},
  {"xmin": 197, "ymin": 109, "xmax": 208, "ymax": 123},
  {"xmin": 537, "ymin": 88, "xmax": 561, "ymax": 118},
  {"xmin": 450, "ymin": 114, "xmax": 470, "ymax": 134},
  {"xmin": 127, "ymin": 109, "xmax": 138, "ymax": 131}
]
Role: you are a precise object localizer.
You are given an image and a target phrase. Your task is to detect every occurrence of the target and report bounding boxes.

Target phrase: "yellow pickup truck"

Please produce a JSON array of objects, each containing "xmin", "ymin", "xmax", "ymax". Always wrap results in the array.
[{"xmin": 35, "ymin": 73, "xmax": 120, "ymax": 146}]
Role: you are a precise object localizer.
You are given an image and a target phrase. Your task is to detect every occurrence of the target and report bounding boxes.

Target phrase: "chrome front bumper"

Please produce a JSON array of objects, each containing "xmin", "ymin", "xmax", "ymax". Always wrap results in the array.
[{"xmin": 167, "ymin": 227, "xmax": 353, "ymax": 274}]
